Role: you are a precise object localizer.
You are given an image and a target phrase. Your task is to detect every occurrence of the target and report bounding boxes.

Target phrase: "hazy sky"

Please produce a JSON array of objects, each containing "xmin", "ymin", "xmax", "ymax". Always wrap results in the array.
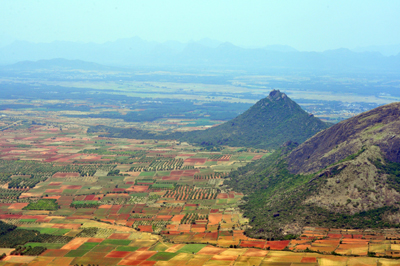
[{"xmin": 1, "ymin": 0, "xmax": 400, "ymax": 51}]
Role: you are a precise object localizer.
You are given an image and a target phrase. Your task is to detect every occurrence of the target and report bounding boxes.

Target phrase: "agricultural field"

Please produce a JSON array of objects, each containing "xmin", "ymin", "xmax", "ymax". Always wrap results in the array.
[{"xmin": 0, "ymin": 107, "xmax": 400, "ymax": 265}]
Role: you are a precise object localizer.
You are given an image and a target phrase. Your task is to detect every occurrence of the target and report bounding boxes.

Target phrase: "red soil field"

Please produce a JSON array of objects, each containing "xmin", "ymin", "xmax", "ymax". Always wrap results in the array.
[
  {"xmin": 123, "ymin": 251, "xmax": 157, "ymax": 261},
  {"xmin": 126, "ymin": 186, "xmax": 149, "ymax": 192},
  {"xmin": 217, "ymin": 193, "xmax": 228, "ymax": 199},
  {"xmin": 52, "ymin": 172, "xmax": 80, "ymax": 178},
  {"xmin": 171, "ymin": 214, "xmax": 185, "ymax": 222},
  {"xmin": 49, "ymin": 182, "xmax": 62, "ymax": 186},
  {"xmin": 45, "ymin": 189, "xmax": 63, "ymax": 193},
  {"xmin": 106, "ymin": 251, "xmax": 131, "ymax": 258},
  {"xmin": 197, "ymin": 245, "xmax": 225, "ymax": 255},
  {"xmin": 87, "ymin": 238, "xmax": 104, "ymax": 243},
  {"xmin": 184, "ymin": 158, "xmax": 207, "ymax": 164},
  {"xmin": 138, "ymin": 225, "xmax": 153, "ymax": 232},
  {"xmin": 301, "ymin": 257, "xmax": 317, "ymax": 263},
  {"xmin": 8, "ymin": 203, "xmax": 29, "ymax": 209},
  {"xmin": 108, "ymin": 233, "xmax": 131, "ymax": 240},
  {"xmin": 267, "ymin": 240, "xmax": 291, "ymax": 250},
  {"xmin": 99, "ymin": 204, "xmax": 113, "ymax": 209},
  {"xmin": 208, "ymin": 213, "xmax": 222, "ymax": 225},
  {"xmin": 155, "ymin": 215, "xmax": 172, "ymax": 220},
  {"xmin": 118, "ymin": 214, "xmax": 130, "ymax": 220},
  {"xmin": 243, "ymin": 248, "xmax": 269, "ymax": 257},
  {"xmin": 61, "ymin": 238, "xmax": 89, "ymax": 250},
  {"xmin": 240, "ymin": 240, "xmax": 266, "ymax": 249}
]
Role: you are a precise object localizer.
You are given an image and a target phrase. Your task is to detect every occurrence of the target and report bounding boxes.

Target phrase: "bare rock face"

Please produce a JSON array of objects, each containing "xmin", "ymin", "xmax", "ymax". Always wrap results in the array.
[{"xmin": 287, "ymin": 102, "xmax": 400, "ymax": 175}]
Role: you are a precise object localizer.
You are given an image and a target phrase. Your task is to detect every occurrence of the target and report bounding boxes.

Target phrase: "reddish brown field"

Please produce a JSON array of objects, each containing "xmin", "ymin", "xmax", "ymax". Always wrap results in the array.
[
  {"xmin": 105, "ymin": 251, "xmax": 131, "ymax": 258},
  {"xmin": 108, "ymin": 233, "xmax": 130, "ymax": 239},
  {"xmin": 8, "ymin": 203, "xmax": 29, "ymax": 209},
  {"xmin": 52, "ymin": 172, "xmax": 80, "ymax": 178}
]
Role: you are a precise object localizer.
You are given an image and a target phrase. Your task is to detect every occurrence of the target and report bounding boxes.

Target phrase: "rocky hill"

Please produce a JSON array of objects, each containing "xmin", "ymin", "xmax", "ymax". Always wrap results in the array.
[
  {"xmin": 225, "ymin": 102, "xmax": 400, "ymax": 239},
  {"xmin": 180, "ymin": 90, "xmax": 330, "ymax": 150}
]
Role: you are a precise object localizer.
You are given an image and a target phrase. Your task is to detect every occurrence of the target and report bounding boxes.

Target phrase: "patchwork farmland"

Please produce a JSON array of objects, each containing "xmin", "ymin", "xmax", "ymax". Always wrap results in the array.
[{"xmin": 0, "ymin": 110, "xmax": 399, "ymax": 265}]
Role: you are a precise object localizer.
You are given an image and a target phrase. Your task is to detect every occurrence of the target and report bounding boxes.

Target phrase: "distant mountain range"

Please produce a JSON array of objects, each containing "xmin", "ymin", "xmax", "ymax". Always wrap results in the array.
[{"xmin": 1, "ymin": 37, "xmax": 399, "ymax": 73}]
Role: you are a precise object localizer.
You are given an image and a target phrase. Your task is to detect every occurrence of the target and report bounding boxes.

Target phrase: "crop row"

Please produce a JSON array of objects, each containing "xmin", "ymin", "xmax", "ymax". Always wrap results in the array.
[
  {"xmin": 0, "ymin": 188, "xmax": 23, "ymax": 199},
  {"xmin": 76, "ymin": 227, "xmax": 114, "ymax": 238},
  {"xmin": 180, "ymin": 213, "xmax": 208, "ymax": 224},
  {"xmin": 163, "ymin": 186, "xmax": 218, "ymax": 200},
  {"xmin": 194, "ymin": 172, "xmax": 227, "ymax": 180},
  {"xmin": 148, "ymin": 158, "xmax": 184, "ymax": 171}
]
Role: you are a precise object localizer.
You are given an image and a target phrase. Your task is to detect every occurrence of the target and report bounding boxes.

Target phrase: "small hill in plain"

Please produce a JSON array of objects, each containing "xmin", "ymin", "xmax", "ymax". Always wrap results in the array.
[
  {"xmin": 225, "ymin": 102, "xmax": 400, "ymax": 239},
  {"xmin": 179, "ymin": 90, "xmax": 330, "ymax": 150}
]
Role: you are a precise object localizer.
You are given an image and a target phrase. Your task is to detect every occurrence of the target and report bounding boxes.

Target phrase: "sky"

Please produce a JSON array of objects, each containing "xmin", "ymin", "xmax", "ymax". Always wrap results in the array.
[{"xmin": 1, "ymin": 0, "xmax": 400, "ymax": 51}]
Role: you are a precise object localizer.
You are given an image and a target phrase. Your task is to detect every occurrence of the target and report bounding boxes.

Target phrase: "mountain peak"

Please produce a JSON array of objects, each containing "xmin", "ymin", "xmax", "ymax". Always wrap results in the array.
[
  {"xmin": 180, "ymin": 90, "xmax": 329, "ymax": 149},
  {"xmin": 267, "ymin": 89, "xmax": 287, "ymax": 101}
]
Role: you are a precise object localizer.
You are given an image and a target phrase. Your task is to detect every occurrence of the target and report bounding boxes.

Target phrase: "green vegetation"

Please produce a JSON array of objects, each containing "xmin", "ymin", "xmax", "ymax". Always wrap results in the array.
[
  {"xmin": 71, "ymin": 200, "xmax": 100, "ymax": 208},
  {"xmin": 373, "ymin": 158, "xmax": 400, "ymax": 193},
  {"xmin": 177, "ymin": 90, "xmax": 330, "ymax": 149},
  {"xmin": 225, "ymin": 147, "xmax": 400, "ymax": 240},
  {"xmin": 23, "ymin": 199, "xmax": 59, "ymax": 211},
  {"xmin": 0, "ymin": 221, "xmax": 72, "ymax": 248}
]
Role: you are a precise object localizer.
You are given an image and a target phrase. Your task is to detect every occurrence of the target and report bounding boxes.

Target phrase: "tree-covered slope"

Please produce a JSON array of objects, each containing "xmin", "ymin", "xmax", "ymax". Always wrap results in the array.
[
  {"xmin": 225, "ymin": 102, "xmax": 400, "ymax": 240},
  {"xmin": 179, "ymin": 90, "xmax": 329, "ymax": 149}
]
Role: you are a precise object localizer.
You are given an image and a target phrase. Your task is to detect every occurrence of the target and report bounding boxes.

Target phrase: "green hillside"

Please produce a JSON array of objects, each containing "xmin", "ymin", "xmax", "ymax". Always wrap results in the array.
[
  {"xmin": 179, "ymin": 90, "xmax": 330, "ymax": 150},
  {"xmin": 225, "ymin": 102, "xmax": 400, "ymax": 240}
]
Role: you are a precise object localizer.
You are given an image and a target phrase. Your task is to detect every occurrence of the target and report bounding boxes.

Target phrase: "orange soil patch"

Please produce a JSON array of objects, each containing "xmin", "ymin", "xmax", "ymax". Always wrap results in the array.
[
  {"xmin": 211, "ymin": 255, "xmax": 238, "ymax": 261},
  {"xmin": 52, "ymin": 172, "xmax": 80, "ymax": 178},
  {"xmin": 217, "ymin": 193, "xmax": 228, "ymax": 199},
  {"xmin": 242, "ymin": 248, "xmax": 269, "ymax": 257},
  {"xmin": 267, "ymin": 240, "xmax": 291, "ymax": 250},
  {"xmin": 61, "ymin": 238, "xmax": 89, "ymax": 250},
  {"xmin": 171, "ymin": 214, "xmax": 185, "ymax": 222},
  {"xmin": 108, "ymin": 233, "xmax": 130, "ymax": 240},
  {"xmin": 138, "ymin": 225, "xmax": 153, "ymax": 232},
  {"xmin": 178, "ymin": 224, "xmax": 191, "ymax": 232},
  {"xmin": 87, "ymin": 238, "xmax": 104, "ymax": 243},
  {"xmin": 197, "ymin": 245, "xmax": 226, "ymax": 255},
  {"xmin": 208, "ymin": 213, "xmax": 222, "ymax": 225},
  {"xmin": 49, "ymin": 182, "xmax": 62, "ymax": 186},
  {"xmin": 8, "ymin": 202, "xmax": 29, "ymax": 209},
  {"xmin": 155, "ymin": 215, "xmax": 172, "ymax": 221},
  {"xmin": 127, "ymin": 186, "xmax": 149, "ymax": 192},
  {"xmin": 184, "ymin": 158, "xmax": 207, "ymax": 164},
  {"xmin": 240, "ymin": 240, "xmax": 266, "ymax": 249},
  {"xmin": 301, "ymin": 257, "xmax": 317, "ymax": 263},
  {"xmin": 99, "ymin": 204, "xmax": 113, "ymax": 209},
  {"xmin": 295, "ymin": 244, "xmax": 312, "ymax": 250}
]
